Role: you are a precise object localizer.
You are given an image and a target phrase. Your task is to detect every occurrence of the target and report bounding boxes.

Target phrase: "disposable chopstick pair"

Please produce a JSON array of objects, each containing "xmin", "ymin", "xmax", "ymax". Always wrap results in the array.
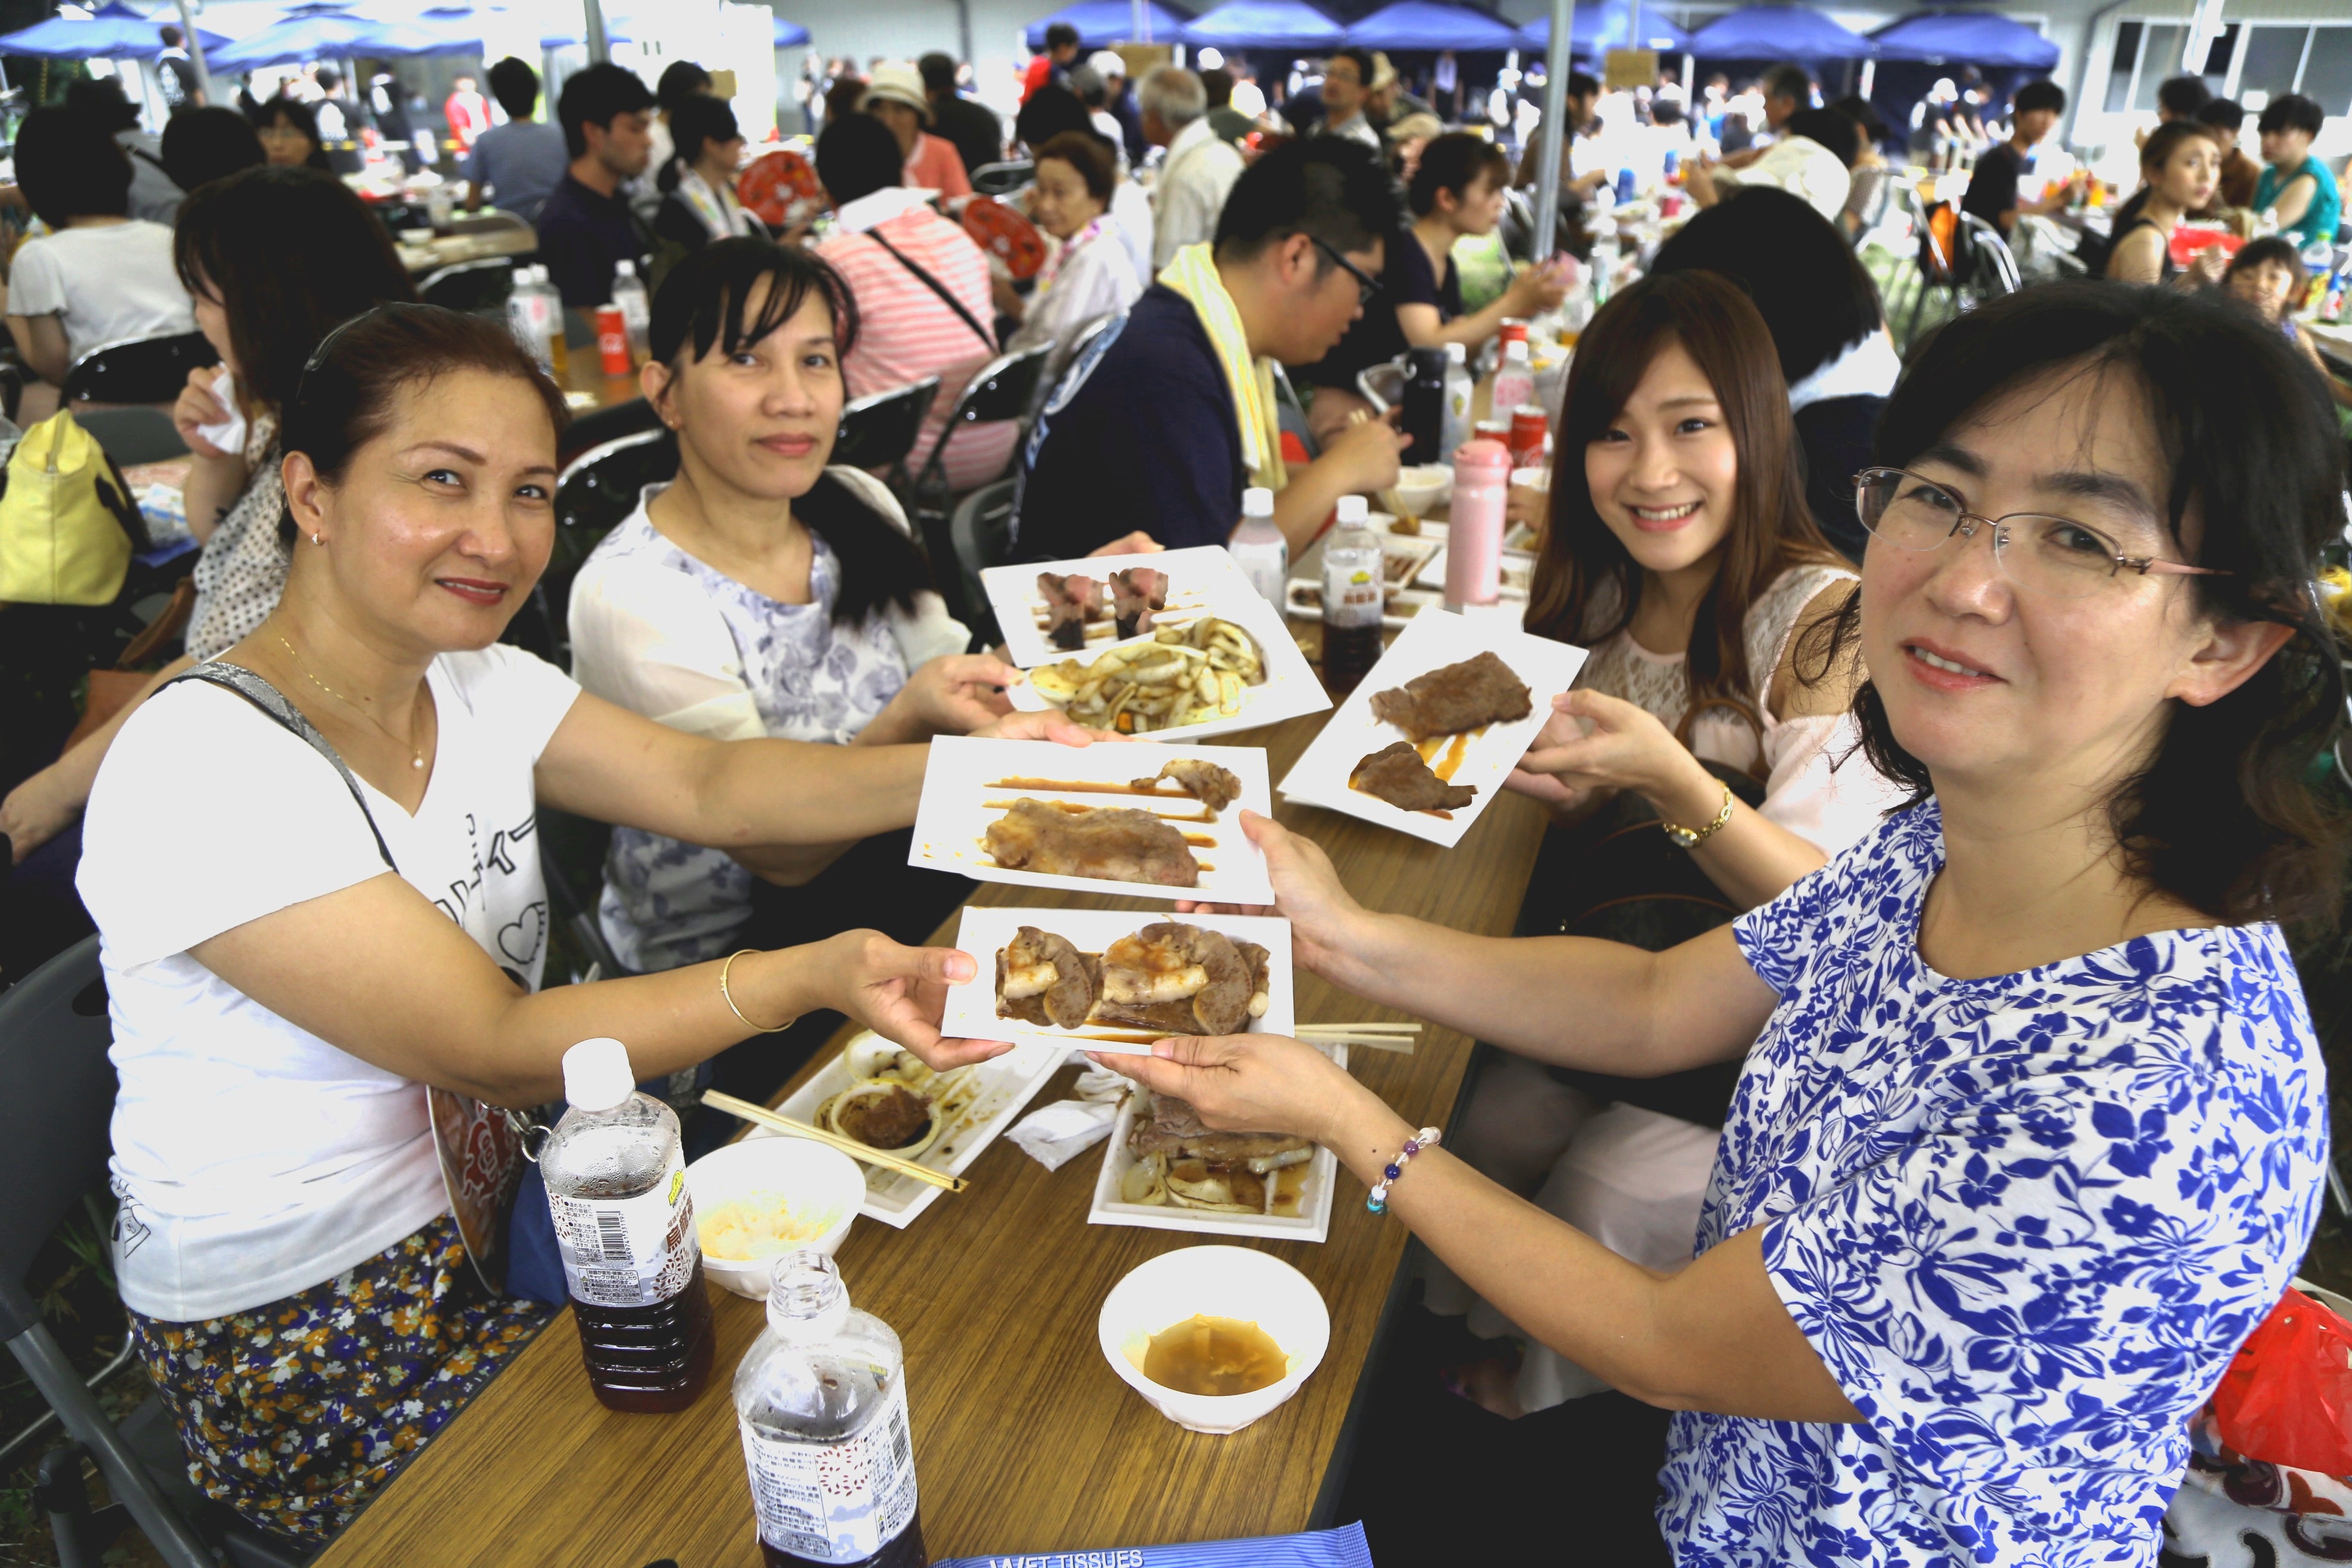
[
  {"xmin": 1347, "ymin": 407, "xmax": 1414, "ymax": 520},
  {"xmin": 701, "ymin": 1090, "xmax": 968, "ymax": 1193},
  {"xmin": 1296, "ymin": 1022, "xmax": 1420, "ymax": 1055}
]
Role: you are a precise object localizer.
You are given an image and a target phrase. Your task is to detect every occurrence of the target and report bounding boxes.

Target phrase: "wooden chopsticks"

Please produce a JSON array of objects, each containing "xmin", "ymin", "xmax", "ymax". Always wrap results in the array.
[
  {"xmin": 700, "ymin": 1090, "xmax": 967, "ymax": 1193},
  {"xmin": 1347, "ymin": 407, "xmax": 1413, "ymax": 520},
  {"xmin": 1295, "ymin": 1022, "xmax": 1420, "ymax": 1055}
]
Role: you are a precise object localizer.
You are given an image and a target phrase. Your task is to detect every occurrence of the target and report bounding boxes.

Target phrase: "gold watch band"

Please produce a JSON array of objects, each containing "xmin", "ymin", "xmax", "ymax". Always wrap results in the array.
[{"xmin": 1661, "ymin": 781, "xmax": 1736, "ymax": 850}]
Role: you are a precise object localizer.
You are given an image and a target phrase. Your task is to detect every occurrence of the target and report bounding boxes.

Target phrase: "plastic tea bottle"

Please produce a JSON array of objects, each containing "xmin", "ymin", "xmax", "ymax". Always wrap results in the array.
[
  {"xmin": 1445, "ymin": 438, "xmax": 1511, "ymax": 611},
  {"xmin": 612, "ymin": 259, "xmax": 652, "ymax": 364},
  {"xmin": 736, "ymin": 1251, "xmax": 925, "ymax": 1568},
  {"xmin": 538, "ymin": 268, "xmax": 571, "ymax": 379},
  {"xmin": 1438, "ymin": 341, "xmax": 1474, "ymax": 461},
  {"xmin": 1320, "ymin": 495, "xmax": 1385, "ymax": 694},
  {"xmin": 1228, "ymin": 485, "xmax": 1288, "ymax": 607},
  {"xmin": 505, "ymin": 271, "xmax": 550, "ymax": 372},
  {"xmin": 541, "ymin": 1037, "xmax": 714, "ymax": 1414},
  {"xmin": 1491, "ymin": 339, "xmax": 1535, "ymax": 424}
]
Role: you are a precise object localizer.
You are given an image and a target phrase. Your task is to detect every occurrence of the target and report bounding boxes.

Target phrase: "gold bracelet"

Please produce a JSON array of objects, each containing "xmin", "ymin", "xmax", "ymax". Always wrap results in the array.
[
  {"xmin": 719, "ymin": 949, "xmax": 794, "ymax": 1034},
  {"xmin": 1660, "ymin": 781, "xmax": 1736, "ymax": 850}
]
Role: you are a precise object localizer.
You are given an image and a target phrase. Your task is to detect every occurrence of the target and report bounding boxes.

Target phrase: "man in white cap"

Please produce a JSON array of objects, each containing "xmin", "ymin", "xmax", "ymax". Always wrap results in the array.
[
  {"xmin": 1090, "ymin": 48, "xmax": 1148, "ymax": 165},
  {"xmin": 862, "ymin": 61, "xmax": 971, "ymax": 199}
]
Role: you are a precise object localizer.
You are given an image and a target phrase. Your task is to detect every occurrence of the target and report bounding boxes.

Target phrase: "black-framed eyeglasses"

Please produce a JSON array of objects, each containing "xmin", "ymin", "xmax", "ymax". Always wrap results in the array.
[
  {"xmin": 1850, "ymin": 467, "xmax": 2230, "ymax": 600},
  {"xmin": 1311, "ymin": 235, "xmax": 1379, "ymax": 306}
]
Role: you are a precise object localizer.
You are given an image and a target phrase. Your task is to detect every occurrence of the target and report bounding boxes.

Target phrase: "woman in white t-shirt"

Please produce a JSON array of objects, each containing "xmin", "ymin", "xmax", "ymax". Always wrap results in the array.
[
  {"xmin": 76, "ymin": 303, "xmax": 1087, "ymax": 1545},
  {"xmin": 569, "ymin": 238, "xmax": 1017, "ymax": 987},
  {"xmin": 0, "ymin": 106, "xmax": 195, "ymax": 386}
]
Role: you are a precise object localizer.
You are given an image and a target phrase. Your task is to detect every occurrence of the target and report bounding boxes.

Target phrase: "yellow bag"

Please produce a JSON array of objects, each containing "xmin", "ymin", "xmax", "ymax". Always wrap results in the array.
[{"xmin": 0, "ymin": 410, "xmax": 148, "ymax": 605}]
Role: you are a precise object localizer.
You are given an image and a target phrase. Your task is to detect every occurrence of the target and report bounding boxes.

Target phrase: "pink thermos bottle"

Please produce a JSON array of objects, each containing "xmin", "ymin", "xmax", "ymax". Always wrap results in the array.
[{"xmin": 1444, "ymin": 438, "xmax": 1511, "ymax": 611}]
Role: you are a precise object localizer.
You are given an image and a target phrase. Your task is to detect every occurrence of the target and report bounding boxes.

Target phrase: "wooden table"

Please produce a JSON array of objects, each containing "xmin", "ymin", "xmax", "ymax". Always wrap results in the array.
[
  {"xmin": 558, "ymin": 350, "xmax": 648, "ymax": 414},
  {"xmin": 315, "ymin": 677, "xmax": 1550, "ymax": 1567}
]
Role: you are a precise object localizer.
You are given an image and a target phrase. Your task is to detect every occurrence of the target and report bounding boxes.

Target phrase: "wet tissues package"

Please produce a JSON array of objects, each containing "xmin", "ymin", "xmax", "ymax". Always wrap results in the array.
[{"xmin": 930, "ymin": 1521, "xmax": 1373, "ymax": 1568}]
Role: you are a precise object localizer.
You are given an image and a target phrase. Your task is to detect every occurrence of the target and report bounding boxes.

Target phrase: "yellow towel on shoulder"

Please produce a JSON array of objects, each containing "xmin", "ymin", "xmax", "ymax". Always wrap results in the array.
[{"xmin": 1157, "ymin": 242, "xmax": 1287, "ymax": 493}]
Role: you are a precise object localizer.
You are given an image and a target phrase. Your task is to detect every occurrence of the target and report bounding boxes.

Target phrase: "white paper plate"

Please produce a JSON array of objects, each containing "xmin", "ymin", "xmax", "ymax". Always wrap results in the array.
[
  {"xmin": 1415, "ymin": 545, "xmax": 1538, "ymax": 599},
  {"xmin": 1277, "ymin": 610, "xmax": 1587, "ymax": 847},
  {"xmin": 1003, "ymin": 591, "xmax": 1328, "ymax": 742},
  {"xmin": 1087, "ymin": 1043, "xmax": 1346, "ymax": 1244},
  {"xmin": 910, "ymin": 735, "xmax": 1275, "ymax": 903},
  {"xmin": 1284, "ymin": 576, "xmax": 1442, "ymax": 631},
  {"xmin": 941, "ymin": 906, "xmax": 1294, "ymax": 1056},
  {"xmin": 1377, "ymin": 534, "xmax": 1443, "ymax": 588},
  {"xmin": 744, "ymin": 1031, "xmax": 1066, "ymax": 1229},
  {"xmin": 983, "ymin": 545, "xmax": 1259, "ymax": 668}
]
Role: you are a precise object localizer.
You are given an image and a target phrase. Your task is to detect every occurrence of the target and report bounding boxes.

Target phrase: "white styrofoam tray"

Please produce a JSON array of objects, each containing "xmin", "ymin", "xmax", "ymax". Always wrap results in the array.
[
  {"xmin": 983, "ymin": 545, "xmax": 1259, "ymax": 668},
  {"xmin": 910, "ymin": 735, "xmax": 1275, "ymax": 903},
  {"xmin": 940, "ymin": 905, "xmax": 1294, "ymax": 1057},
  {"xmin": 1277, "ymin": 610, "xmax": 1587, "ymax": 848},
  {"xmin": 1004, "ymin": 589, "xmax": 1328, "ymax": 742}
]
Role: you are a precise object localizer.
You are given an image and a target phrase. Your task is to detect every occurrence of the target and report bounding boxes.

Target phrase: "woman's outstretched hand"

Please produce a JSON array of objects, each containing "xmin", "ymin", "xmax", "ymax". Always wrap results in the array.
[
  {"xmin": 1171, "ymin": 811, "xmax": 1381, "ymax": 992},
  {"xmin": 813, "ymin": 930, "xmax": 1012, "ymax": 1070},
  {"xmin": 1088, "ymin": 1033, "xmax": 1366, "ymax": 1145}
]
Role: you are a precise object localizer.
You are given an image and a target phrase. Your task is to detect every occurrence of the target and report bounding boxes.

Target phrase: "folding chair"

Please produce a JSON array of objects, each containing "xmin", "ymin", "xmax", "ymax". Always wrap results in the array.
[
  {"xmin": 1956, "ymin": 212, "xmax": 2022, "ymax": 299},
  {"xmin": 910, "ymin": 346, "xmax": 1055, "ymax": 624},
  {"xmin": 833, "ymin": 376, "xmax": 940, "ymax": 496},
  {"xmin": 945, "ymin": 476, "xmax": 1018, "ymax": 646},
  {"xmin": 970, "ymin": 159, "xmax": 1034, "ymax": 197},
  {"xmin": 0, "ymin": 937, "xmax": 313, "ymax": 1567},
  {"xmin": 62, "ymin": 332, "xmax": 219, "ymax": 406},
  {"xmin": 73, "ymin": 407, "xmax": 187, "ymax": 466},
  {"xmin": 418, "ymin": 256, "xmax": 516, "ymax": 312}
]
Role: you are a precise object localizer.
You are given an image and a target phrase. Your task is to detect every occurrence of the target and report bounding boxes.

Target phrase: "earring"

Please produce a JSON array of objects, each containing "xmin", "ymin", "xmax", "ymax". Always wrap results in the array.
[{"xmin": 310, "ymin": 531, "xmax": 322, "ymax": 545}]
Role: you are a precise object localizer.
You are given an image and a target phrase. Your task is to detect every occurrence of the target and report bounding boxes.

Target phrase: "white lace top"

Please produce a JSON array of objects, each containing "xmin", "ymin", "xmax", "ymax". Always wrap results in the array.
[{"xmin": 1569, "ymin": 564, "xmax": 1907, "ymax": 856}]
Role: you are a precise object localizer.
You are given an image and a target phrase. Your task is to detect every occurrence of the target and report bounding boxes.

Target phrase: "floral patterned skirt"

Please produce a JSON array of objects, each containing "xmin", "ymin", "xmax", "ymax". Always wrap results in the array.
[{"xmin": 124, "ymin": 1214, "xmax": 551, "ymax": 1545}]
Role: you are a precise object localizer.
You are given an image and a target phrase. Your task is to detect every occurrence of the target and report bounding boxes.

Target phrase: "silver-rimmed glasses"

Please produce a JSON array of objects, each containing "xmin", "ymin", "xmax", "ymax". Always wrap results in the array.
[{"xmin": 1851, "ymin": 467, "xmax": 2230, "ymax": 600}]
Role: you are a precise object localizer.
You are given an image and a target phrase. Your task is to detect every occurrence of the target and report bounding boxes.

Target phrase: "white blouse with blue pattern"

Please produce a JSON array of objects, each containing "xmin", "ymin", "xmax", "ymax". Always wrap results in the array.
[{"xmin": 1658, "ymin": 800, "xmax": 2328, "ymax": 1565}]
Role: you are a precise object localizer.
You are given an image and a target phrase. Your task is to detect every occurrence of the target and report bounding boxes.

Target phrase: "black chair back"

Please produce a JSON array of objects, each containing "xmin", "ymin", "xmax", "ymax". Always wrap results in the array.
[
  {"xmin": 914, "ymin": 344, "xmax": 1054, "ymax": 504},
  {"xmin": 418, "ymin": 257, "xmax": 516, "ymax": 312},
  {"xmin": 0, "ymin": 937, "xmax": 113, "ymax": 1341},
  {"xmin": 946, "ymin": 476, "xmax": 1017, "ymax": 644},
  {"xmin": 970, "ymin": 159, "xmax": 1034, "ymax": 197},
  {"xmin": 75, "ymin": 406, "xmax": 188, "ymax": 466},
  {"xmin": 63, "ymin": 332, "xmax": 220, "ymax": 406},
  {"xmin": 558, "ymin": 395, "xmax": 662, "ymax": 467},
  {"xmin": 514, "ymin": 427, "xmax": 679, "ymax": 671},
  {"xmin": 834, "ymin": 377, "xmax": 940, "ymax": 490}
]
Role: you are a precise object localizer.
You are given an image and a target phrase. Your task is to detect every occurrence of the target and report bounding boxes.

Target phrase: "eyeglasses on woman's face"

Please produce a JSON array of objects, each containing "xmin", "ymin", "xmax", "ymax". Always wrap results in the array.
[{"xmin": 1851, "ymin": 467, "xmax": 2229, "ymax": 602}]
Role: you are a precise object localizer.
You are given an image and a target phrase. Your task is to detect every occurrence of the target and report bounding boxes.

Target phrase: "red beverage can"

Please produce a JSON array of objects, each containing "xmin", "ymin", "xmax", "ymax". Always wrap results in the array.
[
  {"xmin": 1508, "ymin": 404, "xmax": 1548, "ymax": 471},
  {"xmin": 1498, "ymin": 317, "xmax": 1530, "ymax": 349},
  {"xmin": 1473, "ymin": 418, "xmax": 1511, "ymax": 449},
  {"xmin": 596, "ymin": 304, "xmax": 631, "ymax": 375}
]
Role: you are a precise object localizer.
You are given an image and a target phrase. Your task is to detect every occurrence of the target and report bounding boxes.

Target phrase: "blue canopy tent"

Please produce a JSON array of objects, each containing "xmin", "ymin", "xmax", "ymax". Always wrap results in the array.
[
  {"xmin": 1868, "ymin": 10, "xmax": 2055, "ymax": 69},
  {"xmin": 774, "ymin": 15, "xmax": 810, "ymax": 46},
  {"xmin": 0, "ymin": 2, "xmax": 230, "ymax": 59},
  {"xmin": 1518, "ymin": 1, "xmax": 1690, "ymax": 55},
  {"xmin": 208, "ymin": 6, "xmax": 447, "ymax": 68},
  {"xmin": 1024, "ymin": 0, "xmax": 1190, "ymax": 50},
  {"xmin": 1180, "ymin": 0, "xmax": 1340, "ymax": 51},
  {"xmin": 1344, "ymin": 0, "xmax": 1518, "ymax": 52},
  {"xmin": 1688, "ymin": 3, "xmax": 1874, "ymax": 61}
]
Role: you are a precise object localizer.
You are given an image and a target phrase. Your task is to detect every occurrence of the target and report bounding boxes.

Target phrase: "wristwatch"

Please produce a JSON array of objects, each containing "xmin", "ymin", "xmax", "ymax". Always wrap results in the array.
[{"xmin": 1661, "ymin": 781, "xmax": 1736, "ymax": 849}]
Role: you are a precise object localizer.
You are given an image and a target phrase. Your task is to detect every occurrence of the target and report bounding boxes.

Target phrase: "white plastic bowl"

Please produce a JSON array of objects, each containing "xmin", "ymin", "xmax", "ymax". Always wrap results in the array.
[
  {"xmin": 1510, "ymin": 465, "xmax": 1551, "ymax": 493},
  {"xmin": 1391, "ymin": 464, "xmax": 1453, "ymax": 515},
  {"xmin": 1097, "ymin": 1245, "xmax": 1331, "ymax": 1435},
  {"xmin": 685, "ymin": 1135, "xmax": 865, "ymax": 1299}
]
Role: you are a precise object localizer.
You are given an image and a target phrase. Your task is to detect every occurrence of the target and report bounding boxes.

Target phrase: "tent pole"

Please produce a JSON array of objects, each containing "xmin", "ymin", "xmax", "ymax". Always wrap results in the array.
[
  {"xmin": 174, "ymin": 0, "xmax": 214, "ymax": 102},
  {"xmin": 1528, "ymin": 0, "xmax": 1571, "ymax": 260},
  {"xmin": 583, "ymin": 0, "xmax": 609, "ymax": 64}
]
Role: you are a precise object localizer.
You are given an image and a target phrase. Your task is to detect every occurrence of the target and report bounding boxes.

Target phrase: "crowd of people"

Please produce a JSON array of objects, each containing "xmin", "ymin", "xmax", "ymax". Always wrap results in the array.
[{"xmin": 0, "ymin": 31, "xmax": 2343, "ymax": 1568}]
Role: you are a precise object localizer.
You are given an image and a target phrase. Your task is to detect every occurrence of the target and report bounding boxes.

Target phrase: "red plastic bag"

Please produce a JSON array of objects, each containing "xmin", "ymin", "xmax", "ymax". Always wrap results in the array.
[{"xmin": 2210, "ymin": 1288, "xmax": 2352, "ymax": 1477}]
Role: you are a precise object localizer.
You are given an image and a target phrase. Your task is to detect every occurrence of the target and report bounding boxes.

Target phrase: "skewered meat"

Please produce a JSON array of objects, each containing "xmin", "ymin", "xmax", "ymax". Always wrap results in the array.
[
  {"xmin": 1368, "ymin": 651, "xmax": 1532, "ymax": 741},
  {"xmin": 983, "ymin": 798, "xmax": 1199, "ymax": 887},
  {"xmin": 1128, "ymin": 1092, "xmax": 1311, "ymax": 1171},
  {"xmin": 995, "ymin": 926, "xmax": 1101, "ymax": 1029},
  {"xmin": 1038, "ymin": 573, "xmax": 1104, "ymax": 650},
  {"xmin": 1109, "ymin": 567, "xmax": 1166, "ymax": 638},
  {"xmin": 1131, "ymin": 758, "xmax": 1242, "ymax": 813},
  {"xmin": 1092, "ymin": 922, "xmax": 1266, "ymax": 1034},
  {"xmin": 1351, "ymin": 741, "xmax": 1475, "ymax": 812}
]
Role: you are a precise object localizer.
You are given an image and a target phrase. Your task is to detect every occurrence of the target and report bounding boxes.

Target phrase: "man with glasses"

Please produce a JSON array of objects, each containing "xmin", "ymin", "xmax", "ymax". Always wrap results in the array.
[
  {"xmin": 1014, "ymin": 137, "xmax": 1409, "ymax": 560},
  {"xmin": 1314, "ymin": 48, "xmax": 1384, "ymax": 152}
]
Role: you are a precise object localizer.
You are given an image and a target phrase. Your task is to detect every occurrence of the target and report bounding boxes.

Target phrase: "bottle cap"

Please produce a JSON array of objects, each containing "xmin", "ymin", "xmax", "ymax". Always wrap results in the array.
[
  {"xmin": 1452, "ymin": 437, "xmax": 1512, "ymax": 473},
  {"xmin": 1242, "ymin": 485, "xmax": 1274, "ymax": 518},
  {"xmin": 1445, "ymin": 341, "xmax": 1466, "ymax": 364},
  {"xmin": 767, "ymin": 1250, "xmax": 853, "ymax": 1341},
  {"xmin": 1503, "ymin": 338, "xmax": 1530, "ymax": 363},
  {"xmin": 615, "ymin": 258, "xmax": 636, "ymax": 277},
  {"xmin": 562, "ymin": 1037, "xmax": 636, "ymax": 1111},
  {"xmin": 1335, "ymin": 494, "xmax": 1369, "ymax": 525}
]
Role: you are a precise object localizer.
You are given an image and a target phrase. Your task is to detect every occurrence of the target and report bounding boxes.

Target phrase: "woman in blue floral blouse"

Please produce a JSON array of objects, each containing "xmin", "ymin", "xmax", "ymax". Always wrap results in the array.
[{"xmin": 1110, "ymin": 281, "xmax": 2344, "ymax": 1565}]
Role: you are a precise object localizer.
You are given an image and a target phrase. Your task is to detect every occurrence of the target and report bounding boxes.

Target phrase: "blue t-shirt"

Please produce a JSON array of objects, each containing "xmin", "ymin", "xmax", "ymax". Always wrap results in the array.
[
  {"xmin": 460, "ymin": 120, "xmax": 569, "ymax": 225},
  {"xmin": 1659, "ymin": 800, "xmax": 2328, "ymax": 1566},
  {"xmin": 2253, "ymin": 156, "xmax": 2342, "ymax": 252},
  {"xmin": 1012, "ymin": 282, "xmax": 1243, "ymax": 559}
]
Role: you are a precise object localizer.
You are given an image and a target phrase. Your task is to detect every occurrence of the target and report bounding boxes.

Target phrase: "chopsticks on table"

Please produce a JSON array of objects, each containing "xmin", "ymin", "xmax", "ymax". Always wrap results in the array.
[
  {"xmin": 700, "ymin": 1090, "xmax": 968, "ymax": 1193},
  {"xmin": 1295, "ymin": 1022, "xmax": 1419, "ymax": 1055}
]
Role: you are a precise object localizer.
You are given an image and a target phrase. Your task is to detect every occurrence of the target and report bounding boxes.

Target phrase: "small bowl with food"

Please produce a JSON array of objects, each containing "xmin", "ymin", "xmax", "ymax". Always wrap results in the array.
[
  {"xmin": 1391, "ymin": 463, "xmax": 1453, "ymax": 516},
  {"xmin": 685, "ymin": 1136, "xmax": 866, "ymax": 1298},
  {"xmin": 1097, "ymin": 1244, "xmax": 1331, "ymax": 1434}
]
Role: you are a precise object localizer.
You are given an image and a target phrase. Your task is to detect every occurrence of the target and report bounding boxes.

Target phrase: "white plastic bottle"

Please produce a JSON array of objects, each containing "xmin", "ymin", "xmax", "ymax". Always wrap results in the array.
[
  {"xmin": 612, "ymin": 258, "xmax": 651, "ymax": 364},
  {"xmin": 539, "ymin": 1037, "xmax": 714, "ymax": 1414},
  {"xmin": 506, "ymin": 266, "xmax": 551, "ymax": 371},
  {"xmin": 736, "ymin": 1251, "xmax": 925, "ymax": 1568},
  {"xmin": 1438, "ymin": 340, "xmax": 1474, "ymax": 460},
  {"xmin": 1491, "ymin": 338, "xmax": 1535, "ymax": 422},
  {"xmin": 1320, "ymin": 495, "xmax": 1385, "ymax": 694},
  {"xmin": 1228, "ymin": 485, "xmax": 1288, "ymax": 607}
]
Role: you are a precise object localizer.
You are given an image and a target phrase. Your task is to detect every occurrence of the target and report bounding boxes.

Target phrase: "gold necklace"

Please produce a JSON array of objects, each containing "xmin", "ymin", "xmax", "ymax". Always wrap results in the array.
[{"xmin": 275, "ymin": 632, "xmax": 427, "ymax": 770}]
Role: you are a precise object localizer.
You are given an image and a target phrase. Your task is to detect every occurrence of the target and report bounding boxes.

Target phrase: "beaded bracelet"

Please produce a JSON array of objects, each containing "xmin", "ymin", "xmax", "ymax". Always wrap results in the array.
[{"xmin": 1366, "ymin": 1126, "xmax": 1442, "ymax": 1214}]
